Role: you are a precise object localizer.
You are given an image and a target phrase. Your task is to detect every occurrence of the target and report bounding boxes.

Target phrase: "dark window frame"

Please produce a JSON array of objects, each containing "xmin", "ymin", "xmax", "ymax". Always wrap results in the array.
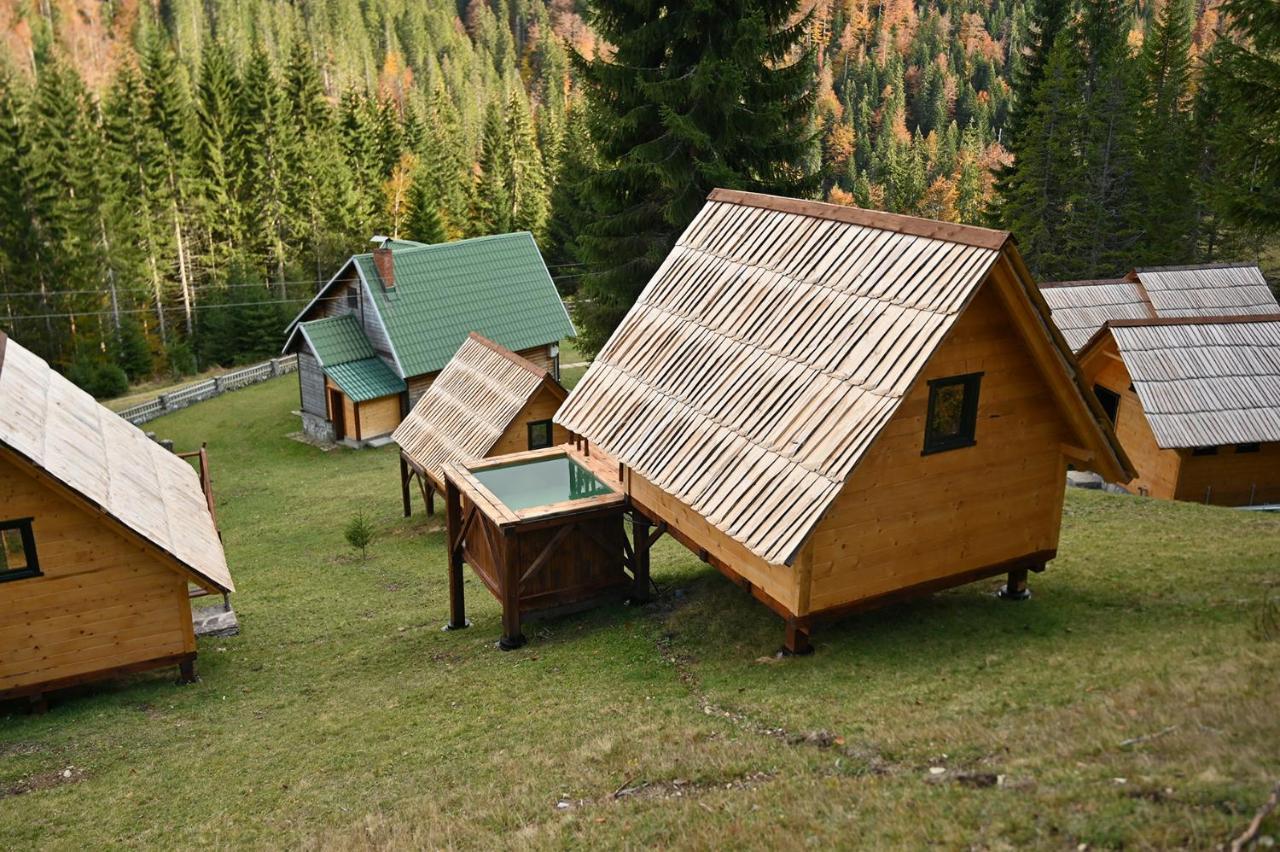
[
  {"xmin": 1192, "ymin": 446, "xmax": 1219, "ymax": 456},
  {"xmin": 1094, "ymin": 384, "xmax": 1121, "ymax": 427},
  {"xmin": 1235, "ymin": 442, "xmax": 1261, "ymax": 454},
  {"xmin": 922, "ymin": 372, "xmax": 983, "ymax": 456},
  {"xmin": 527, "ymin": 419, "xmax": 554, "ymax": 451},
  {"xmin": 0, "ymin": 517, "xmax": 41, "ymax": 583}
]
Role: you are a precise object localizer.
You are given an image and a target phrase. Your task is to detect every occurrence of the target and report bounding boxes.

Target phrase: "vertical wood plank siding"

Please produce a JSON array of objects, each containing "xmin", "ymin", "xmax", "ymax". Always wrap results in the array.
[{"xmin": 297, "ymin": 353, "xmax": 327, "ymax": 416}]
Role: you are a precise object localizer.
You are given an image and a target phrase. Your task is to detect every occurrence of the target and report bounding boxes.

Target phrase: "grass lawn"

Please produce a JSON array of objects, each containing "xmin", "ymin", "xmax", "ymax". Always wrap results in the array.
[{"xmin": 2, "ymin": 375, "xmax": 1278, "ymax": 849}]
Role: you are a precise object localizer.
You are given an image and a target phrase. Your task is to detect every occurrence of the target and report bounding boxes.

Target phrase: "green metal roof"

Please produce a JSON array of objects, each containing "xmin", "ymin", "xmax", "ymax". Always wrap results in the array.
[
  {"xmin": 353, "ymin": 232, "xmax": 575, "ymax": 377},
  {"xmin": 325, "ymin": 357, "xmax": 407, "ymax": 403},
  {"xmin": 382, "ymin": 238, "xmax": 428, "ymax": 251},
  {"xmin": 300, "ymin": 315, "xmax": 375, "ymax": 367}
]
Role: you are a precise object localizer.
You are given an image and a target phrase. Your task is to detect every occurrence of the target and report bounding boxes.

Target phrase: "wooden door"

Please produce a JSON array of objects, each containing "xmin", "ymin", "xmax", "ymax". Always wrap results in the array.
[{"xmin": 329, "ymin": 388, "xmax": 346, "ymax": 441}]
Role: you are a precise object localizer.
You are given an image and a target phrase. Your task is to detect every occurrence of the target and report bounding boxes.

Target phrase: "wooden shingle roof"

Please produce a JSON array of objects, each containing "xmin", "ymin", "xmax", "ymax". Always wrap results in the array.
[
  {"xmin": 556, "ymin": 189, "xmax": 1122, "ymax": 567},
  {"xmin": 392, "ymin": 333, "xmax": 565, "ymax": 485},
  {"xmin": 1039, "ymin": 279, "xmax": 1151, "ymax": 351},
  {"xmin": 0, "ymin": 333, "xmax": 233, "ymax": 593},
  {"xmin": 1084, "ymin": 315, "xmax": 1280, "ymax": 448},
  {"xmin": 1041, "ymin": 263, "xmax": 1278, "ymax": 352},
  {"xmin": 1132, "ymin": 263, "xmax": 1278, "ymax": 318}
]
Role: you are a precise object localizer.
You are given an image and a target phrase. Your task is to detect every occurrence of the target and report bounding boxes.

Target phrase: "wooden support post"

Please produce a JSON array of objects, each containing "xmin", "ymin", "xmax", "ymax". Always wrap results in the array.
[
  {"xmin": 400, "ymin": 455, "xmax": 412, "ymax": 518},
  {"xmin": 499, "ymin": 526, "xmax": 525, "ymax": 650},
  {"xmin": 444, "ymin": 477, "xmax": 469, "ymax": 631},
  {"xmin": 27, "ymin": 694, "xmax": 48, "ymax": 715},
  {"xmin": 178, "ymin": 657, "xmax": 197, "ymax": 684},
  {"xmin": 783, "ymin": 618, "xmax": 813, "ymax": 656},
  {"xmin": 630, "ymin": 513, "xmax": 653, "ymax": 604},
  {"xmin": 426, "ymin": 483, "xmax": 435, "ymax": 516},
  {"xmin": 998, "ymin": 567, "xmax": 1032, "ymax": 601}
]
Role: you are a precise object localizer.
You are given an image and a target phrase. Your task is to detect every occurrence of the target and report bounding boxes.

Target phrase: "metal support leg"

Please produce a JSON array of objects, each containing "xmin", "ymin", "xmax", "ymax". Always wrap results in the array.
[{"xmin": 998, "ymin": 568, "xmax": 1032, "ymax": 601}]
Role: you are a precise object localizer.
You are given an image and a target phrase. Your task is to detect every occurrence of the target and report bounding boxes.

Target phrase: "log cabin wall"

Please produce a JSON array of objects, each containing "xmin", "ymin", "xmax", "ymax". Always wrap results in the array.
[
  {"xmin": 515, "ymin": 344, "xmax": 556, "ymax": 376},
  {"xmin": 1079, "ymin": 340, "xmax": 1181, "ymax": 498},
  {"xmin": 1173, "ymin": 443, "xmax": 1280, "ymax": 506},
  {"xmin": 806, "ymin": 281, "xmax": 1072, "ymax": 611},
  {"xmin": 0, "ymin": 451, "xmax": 194, "ymax": 696}
]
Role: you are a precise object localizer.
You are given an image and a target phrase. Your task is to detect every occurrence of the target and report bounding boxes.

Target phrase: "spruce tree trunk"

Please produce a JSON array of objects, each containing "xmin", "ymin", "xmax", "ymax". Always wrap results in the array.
[{"xmin": 172, "ymin": 200, "xmax": 194, "ymax": 336}]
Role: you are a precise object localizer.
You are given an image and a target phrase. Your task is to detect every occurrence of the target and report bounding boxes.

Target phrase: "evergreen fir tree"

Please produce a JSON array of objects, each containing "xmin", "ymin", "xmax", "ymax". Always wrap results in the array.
[
  {"xmin": 506, "ymin": 86, "xmax": 549, "ymax": 240},
  {"xmin": 572, "ymin": 0, "xmax": 818, "ymax": 351},
  {"xmin": 1204, "ymin": 0, "xmax": 1280, "ymax": 234},
  {"xmin": 1069, "ymin": 0, "xmax": 1144, "ymax": 276},
  {"xmin": 474, "ymin": 97, "xmax": 513, "ymax": 234},
  {"xmin": 997, "ymin": 31, "xmax": 1087, "ymax": 278},
  {"xmin": 1136, "ymin": 0, "xmax": 1196, "ymax": 264},
  {"xmin": 403, "ymin": 163, "xmax": 447, "ymax": 245}
]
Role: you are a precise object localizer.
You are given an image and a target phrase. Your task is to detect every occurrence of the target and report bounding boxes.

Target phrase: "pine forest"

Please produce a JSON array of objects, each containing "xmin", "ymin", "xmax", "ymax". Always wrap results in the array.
[{"xmin": 0, "ymin": 0, "xmax": 1277, "ymax": 388}]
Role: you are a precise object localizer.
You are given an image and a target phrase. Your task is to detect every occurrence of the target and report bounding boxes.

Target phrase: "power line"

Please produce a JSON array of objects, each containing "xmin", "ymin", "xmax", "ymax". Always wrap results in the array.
[{"xmin": 1, "ymin": 297, "xmax": 314, "ymax": 322}]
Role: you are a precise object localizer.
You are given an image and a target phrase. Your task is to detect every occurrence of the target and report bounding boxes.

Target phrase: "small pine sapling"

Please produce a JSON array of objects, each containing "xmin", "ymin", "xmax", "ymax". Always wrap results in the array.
[{"xmin": 345, "ymin": 512, "xmax": 375, "ymax": 561}]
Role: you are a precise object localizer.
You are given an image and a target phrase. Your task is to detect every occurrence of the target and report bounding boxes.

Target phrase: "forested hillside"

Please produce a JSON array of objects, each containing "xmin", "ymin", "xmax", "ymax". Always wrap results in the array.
[{"xmin": 0, "ymin": 0, "xmax": 1273, "ymax": 387}]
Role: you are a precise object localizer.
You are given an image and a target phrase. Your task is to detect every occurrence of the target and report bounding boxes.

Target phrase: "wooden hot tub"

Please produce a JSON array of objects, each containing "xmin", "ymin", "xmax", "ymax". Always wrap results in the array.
[{"xmin": 442, "ymin": 446, "xmax": 642, "ymax": 649}]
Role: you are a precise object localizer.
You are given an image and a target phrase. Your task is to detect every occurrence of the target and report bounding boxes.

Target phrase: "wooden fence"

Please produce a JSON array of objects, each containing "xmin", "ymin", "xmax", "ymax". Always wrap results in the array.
[{"xmin": 117, "ymin": 355, "xmax": 298, "ymax": 425}]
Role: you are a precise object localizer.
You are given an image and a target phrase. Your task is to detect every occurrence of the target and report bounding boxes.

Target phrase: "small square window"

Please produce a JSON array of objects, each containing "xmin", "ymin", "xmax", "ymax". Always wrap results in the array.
[
  {"xmin": 1235, "ymin": 442, "xmax": 1260, "ymax": 454},
  {"xmin": 1094, "ymin": 384, "xmax": 1120, "ymax": 426},
  {"xmin": 0, "ymin": 518, "xmax": 40, "ymax": 582},
  {"xmin": 923, "ymin": 373, "xmax": 982, "ymax": 455},
  {"xmin": 346, "ymin": 288, "xmax": 358, "ymax": 312},
  {"xmin": 527, "ymin": 419, "xmax": 553, "ymax": 450},
  {"xmin": 1192, "ymin": 446, "xmax": 1219, "ymax": 456}
]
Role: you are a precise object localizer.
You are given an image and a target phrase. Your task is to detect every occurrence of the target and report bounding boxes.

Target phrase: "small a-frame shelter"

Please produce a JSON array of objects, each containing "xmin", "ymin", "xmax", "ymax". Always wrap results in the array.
[
  {"xmin": 555, "ymin": 189, "xmax": 1132, "ymax": 652},
  {"xmin": 1077, "ymin": 315, "xmax": 1280, "ymax": 505},
  {"xmin": 0, "ymin": 332, "xmax": 233, "ymax": 707},
  {"xmin": 392, "ymin": 333, "xmax": 568, "ymax": 515}
]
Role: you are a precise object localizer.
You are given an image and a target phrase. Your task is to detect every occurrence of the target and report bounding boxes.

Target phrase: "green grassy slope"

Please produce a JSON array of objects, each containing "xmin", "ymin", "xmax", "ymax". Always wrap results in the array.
[{"xmin": 1, "ymin": 376, "xmax": 1277, "ymax": 849}]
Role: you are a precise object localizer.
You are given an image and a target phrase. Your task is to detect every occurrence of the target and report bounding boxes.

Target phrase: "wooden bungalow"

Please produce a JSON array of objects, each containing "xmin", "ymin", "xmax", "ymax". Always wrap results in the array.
[
  {"xmin": 1041, "ymin": 263, "xmax": 1278, "ymax": 351},
  {"xmin": 392, "ymin": 333, "xmax": 569, "ymax": 515},
  {"xmin": 1076, "ymin": 315, "xmax": 1280, "ymax": 506},
  {"xmin": 283, "ymin": 234, "xmax": 575, "ymax": 446},
  {"xmin": 0, "ymin": 332, "xmax": 234, "ymax": 709},
  {"xmin": 552, "ymin": 189, "xmax": 1133, "ymax": 654}
]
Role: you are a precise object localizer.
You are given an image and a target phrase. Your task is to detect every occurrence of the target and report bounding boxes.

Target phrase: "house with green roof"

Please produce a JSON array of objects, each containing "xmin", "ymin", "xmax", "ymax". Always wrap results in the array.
[{"xmin": 283, "ymin": 233, "xmax": 575, "ymax": 446}]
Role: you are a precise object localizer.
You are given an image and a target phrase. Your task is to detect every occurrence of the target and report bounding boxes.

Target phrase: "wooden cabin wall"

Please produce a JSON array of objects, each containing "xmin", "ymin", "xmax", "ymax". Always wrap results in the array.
[
  {"xmin": 297, "ymin": 353, "xmax": 327, "ymax": 417},
  {"xmin": 1080, "ymin": 343, "xmax": 1180, "ymax": 499},
  {"xmin": 359, "ymin": 395, "xmax": 402, "ymax": 439},
  {"xmin": 626, "ymin": 468, "xmax": 800, "ymax": 614},
  {"xmin": 1174, "ymin": 443, "xmax": 1280, "ymax": 506},
  {"xmin": 806, "ymin": 282, "xmax": 1072, "ymax": 612},
  {"xmin": 0, "ymin": 452, "xmax": 194, "ymax": 696},
  {"xmin": 490, "ymin": 387, "xmax": 568, "ymax": 456},
  {"xmin": 516, "ymin": 345, "xmax": 556, "ymax": 375},
  {"xmin": 407, "ymin": 372, "xmax": 437, "ymax": 408}
]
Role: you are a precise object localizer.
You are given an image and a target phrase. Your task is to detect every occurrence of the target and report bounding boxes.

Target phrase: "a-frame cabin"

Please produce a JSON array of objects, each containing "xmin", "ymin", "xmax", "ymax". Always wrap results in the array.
[{"xmin": 555, "ymin": 189, "xmax": 1133, "ymax": 652}]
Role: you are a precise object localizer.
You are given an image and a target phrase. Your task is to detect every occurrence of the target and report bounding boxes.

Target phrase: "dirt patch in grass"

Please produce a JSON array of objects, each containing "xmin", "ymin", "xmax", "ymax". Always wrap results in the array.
[{"xmin": 1, "ymin": 766, "xmax": 86, "ymax": 799}]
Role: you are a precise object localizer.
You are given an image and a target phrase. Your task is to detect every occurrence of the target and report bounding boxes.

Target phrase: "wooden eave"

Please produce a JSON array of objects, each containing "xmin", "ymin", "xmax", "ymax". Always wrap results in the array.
[{"xmin": 996, "ymin": 245, "xmax": 1135, "ymax": 482}]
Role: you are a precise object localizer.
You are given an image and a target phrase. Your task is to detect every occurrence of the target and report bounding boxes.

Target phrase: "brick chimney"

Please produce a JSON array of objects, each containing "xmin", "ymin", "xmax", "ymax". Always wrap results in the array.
[{"xmin": 373, "ymin": 246, "xmax": 395, "ymax": 290}]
